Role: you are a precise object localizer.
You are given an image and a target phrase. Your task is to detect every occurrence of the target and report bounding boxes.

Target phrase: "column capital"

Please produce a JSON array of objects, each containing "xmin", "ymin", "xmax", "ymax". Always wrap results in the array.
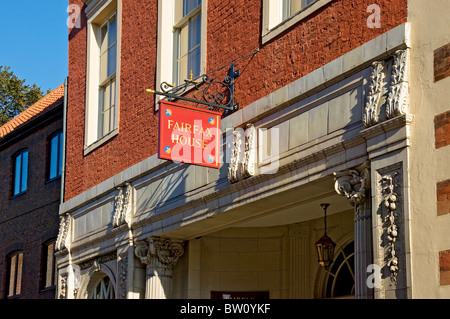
[
  {"xmin": 333, "ymin": 161, "xmax": 370, "ymax": 212},
  {"xmin": 135, "ymin": 237, "xmax": 185, "ymax": 270}
]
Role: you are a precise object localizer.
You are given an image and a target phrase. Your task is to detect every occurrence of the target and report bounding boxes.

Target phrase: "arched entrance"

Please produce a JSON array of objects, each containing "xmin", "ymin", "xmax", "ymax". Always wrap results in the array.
[{"xmin": 77, "ymin": 261, "xmax": 117, "ymax": 299}]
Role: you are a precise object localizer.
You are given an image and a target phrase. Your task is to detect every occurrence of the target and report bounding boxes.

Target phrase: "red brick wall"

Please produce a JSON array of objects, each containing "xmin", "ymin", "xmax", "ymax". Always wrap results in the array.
[
  {"xmin": 434, "ymin": 42, "xmax": 450, "ymax": 82},
  {"xmin": 439, "ymin": 249, "xmax": 450, "ymax": 286},
  {"xmin": 434, "ymin": 110, "xmax": 450, "ymax": 149},
  {"xmin": 436, "ymin": 179, "xmax": 450, "ymax": 216},
  {"xmin": 65, "ymin": 0, "xmax": 407, "ymax": 201},
  {"xmin": 0, "ymin": 111, "xmax": 62, "ymax": 299}
]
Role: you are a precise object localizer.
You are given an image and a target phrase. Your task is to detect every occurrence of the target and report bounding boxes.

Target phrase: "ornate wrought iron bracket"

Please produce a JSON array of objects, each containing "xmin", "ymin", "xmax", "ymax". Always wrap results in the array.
[{"xmin": 146, "ymin": 64, "xmax": 240, "ymax": 114}]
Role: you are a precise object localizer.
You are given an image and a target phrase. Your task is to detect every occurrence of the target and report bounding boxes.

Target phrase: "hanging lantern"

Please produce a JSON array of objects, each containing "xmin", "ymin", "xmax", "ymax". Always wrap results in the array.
[{"xmin": 315, "ymin": 203, "xmax": 336, "ymax": 269}]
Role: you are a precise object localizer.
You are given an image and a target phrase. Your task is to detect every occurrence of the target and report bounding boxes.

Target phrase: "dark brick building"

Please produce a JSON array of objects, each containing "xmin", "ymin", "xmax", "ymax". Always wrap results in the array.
[{"xmin": 0, "ymin": 83, "xmax": 65, "ymax": 299}]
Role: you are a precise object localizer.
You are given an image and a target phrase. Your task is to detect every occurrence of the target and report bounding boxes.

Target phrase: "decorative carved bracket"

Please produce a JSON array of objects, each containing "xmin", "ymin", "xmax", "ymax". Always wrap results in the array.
[
  {"xmin": 386, "ymin": 50, "xmax": 409, "ymax": 119},
  {"xmin": 228, "ymin": 123, "xmax": 257, "ymax": 183},
  {"xmin": 334, "ymin": 161, "xmax": 371, "ymax": 214},
  {"xmin": 113, "ymin": 183, "xmax": 132, "ymax": 227},
  {"xmin": 363, "ymin": 49, "xmax": 409, "ymax": 128},
  {"xmin": 56, "ymin": 213, "xmax": 71, "ymax": 251},
  {"xmin": 364, "ymin": 61, "xmax": 386, "ymax": 127}
]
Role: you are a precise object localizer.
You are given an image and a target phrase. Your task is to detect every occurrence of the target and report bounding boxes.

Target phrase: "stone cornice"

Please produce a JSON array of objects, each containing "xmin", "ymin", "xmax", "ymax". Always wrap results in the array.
[{"xmin": 360, "ymin": 113, "xmax": 414, "ymax": 140}]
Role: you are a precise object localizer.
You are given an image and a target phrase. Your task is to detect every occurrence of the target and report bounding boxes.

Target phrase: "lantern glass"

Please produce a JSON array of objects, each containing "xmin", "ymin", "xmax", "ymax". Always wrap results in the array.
[{"xmin": 315, "ymin": 234, "xmax": 336, "ymax": 268}]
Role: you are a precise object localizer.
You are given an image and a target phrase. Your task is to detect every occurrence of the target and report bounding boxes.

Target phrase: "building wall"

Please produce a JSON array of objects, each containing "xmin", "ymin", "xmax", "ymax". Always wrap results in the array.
[
  {"xmin": 64, "ymin": 0, "xmax": 407, "ymax": 201},
  {"xmin": 0, "ymin": 112, "xmax": 62, "ymax": 299},
  {"xmin": 407, "ymin": 0, "xmax": 450, "ymax": 298}
]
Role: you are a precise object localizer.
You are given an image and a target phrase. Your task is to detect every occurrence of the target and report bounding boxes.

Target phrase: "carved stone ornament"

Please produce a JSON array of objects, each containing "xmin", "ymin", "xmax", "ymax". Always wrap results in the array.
[
  {"xmin": 386, "ymin": 49, "xmax": 409, "ymax": 119},
  {"xmin": 363, "ymin": 61, "xmax": 386, "ymax": 127},
  {"xmin": 135, "ymin": 237, "xmax": 185, "ymax": 270},
  {"xmin": 56, "ymin": 213, "xmax": 71, "ymax": 251},
  {"xmin": 228, "ymin": 123, "xmax": 257, "ymax": 183},
  {"xmin": 113, "ymin": 183, "xmax": 132, "ymax": 227},
  {"xmin": 363, "ymin": 49, "xmax": 409, "ymax": 127},
  {"xmin": 59, "ymin": 272, "xmax": 68, "ymax": 299},
  {"xmin": 380, "ymin": 171, "xmax": 400, "ymax": 283},
  {"xmin": 242, "ymin": 124, "xmax": 257, "ymax": 179},
  {"xmin": 79, "ymin": 252, "xmax": 118, "ymax": 270},
  {"xmin": 334, "ymin": 161, "xmax": 371, "ymax": 213},
  {"xmin": 228, "ymin": 128, "xmax": 242, "ymax": 183},
  {"xmin": 118, "ymin": 254, "xmax": 128, "ymax": 299}
]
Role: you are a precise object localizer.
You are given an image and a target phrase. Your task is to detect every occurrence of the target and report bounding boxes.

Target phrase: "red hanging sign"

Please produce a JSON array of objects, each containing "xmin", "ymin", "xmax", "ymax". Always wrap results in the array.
[{"xmin": 158, "ymin": 101, "xmax": 221, "ymax": 169}]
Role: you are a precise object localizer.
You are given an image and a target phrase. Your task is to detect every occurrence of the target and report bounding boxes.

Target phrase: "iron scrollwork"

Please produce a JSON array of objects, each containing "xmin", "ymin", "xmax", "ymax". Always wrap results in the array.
[{"xmin": 147, "ymin": 64, "xmax": 240, "ymax": 114}]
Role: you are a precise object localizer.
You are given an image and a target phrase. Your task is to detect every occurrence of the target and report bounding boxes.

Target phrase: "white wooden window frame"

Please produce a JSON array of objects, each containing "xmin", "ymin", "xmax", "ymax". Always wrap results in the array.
[
  {"xmin": 155, "ymin": 0, "xmax": 207, "ymax": 111},
  {"xmin": 84, "ymin": 0, "xmax": 121, "ymax": 154},
  {"xmin": 262, "ymin": 0, "xmax": 333, "ymax": 44}
]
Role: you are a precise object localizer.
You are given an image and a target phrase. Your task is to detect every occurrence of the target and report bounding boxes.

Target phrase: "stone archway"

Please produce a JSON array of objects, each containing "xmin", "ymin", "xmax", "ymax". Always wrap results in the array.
[{"xmin": 78, "ymin": 261, "xmax": 117, "ymax": 299}]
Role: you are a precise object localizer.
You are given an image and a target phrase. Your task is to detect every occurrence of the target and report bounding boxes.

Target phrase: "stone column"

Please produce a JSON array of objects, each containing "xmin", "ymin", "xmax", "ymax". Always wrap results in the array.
[
  {"xmin": 134, "ymin": 237, "xmax": 184, "ymax": 299},
  {"xmin": 334, "ymin": 161, "xmax": 373, "ymax": 299}
]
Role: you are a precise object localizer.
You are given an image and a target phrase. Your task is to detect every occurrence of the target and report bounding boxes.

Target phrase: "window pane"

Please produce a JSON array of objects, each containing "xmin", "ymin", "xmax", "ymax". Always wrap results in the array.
[
  {"xmin": 291, "ymin": 0, "xmax": 303, "ymax": 15},
  {"xmin": 188, "ymin": 14, "xmax": 201, "ymax": 78},
  {"xmin": 108, "ymin": 16, "xmax": 117, "ymax": 47},
  {"xmin": 177, "ymin": 25, "xmax": 189, "ymax": 82},
  {"xmin": 183, "ymin": 0, "xmax": 201, "ymax": 16},
  {"xmin": 50, "ymin": 134, "xmax": 59, "ymax": 179},
  {"xmin": 188, "ymin": 13, "xmax": 201, "ymax": 50},
  {"xmin": 102, "ymin": 83, "xmax": 111, "ymax": 136},
  {"xmin": 21, "ymin": 151, "xmax": 28, "ymax": 193},
  {"xmin": 188, "ymin": 46, "xmax": 201, "ymax": 78},
  {"xmin": 8, "ymin": 255, "xmax": 17, "ymax": 297},
  {"xmin": 178, "ymin": 55, "xmax": 188, "ymax": 83},
  {"xmin": 14, "ymin": 154, "xmax": 22, "ymax": 195},
  {"xmin": 107, "ymin": 43, "xmax": 117, "ymax": 77},
  {"xmin": 107, "ymin": 16, "xmax": 117, "ymax": 77},
  {"xmin": 110, "ymin": 79, "xmax": 116, "ymax": 131},
  {"xmin": 16, "ymin": 253, "xmax": 23, "ymax": 295},
  {"xmin": 179, "ymin": 25, "xmax": 189, "ymax": 59},
  {"xmin": 58, "ymin": 133, "xmax": 63, "ymax": 176},
  {"xmin": 45, "ymin": 243, "xmax": 55, "ymax": 287},
  {"xmin": 100, "ymin": 24, "xmax": 108, "ymax": 54}
]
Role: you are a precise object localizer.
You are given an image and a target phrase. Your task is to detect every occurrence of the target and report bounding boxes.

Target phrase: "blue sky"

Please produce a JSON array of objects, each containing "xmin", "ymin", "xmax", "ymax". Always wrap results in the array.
[{"xmin": 0, "ymin": 1, "xmax": 69, "ymax": 92}]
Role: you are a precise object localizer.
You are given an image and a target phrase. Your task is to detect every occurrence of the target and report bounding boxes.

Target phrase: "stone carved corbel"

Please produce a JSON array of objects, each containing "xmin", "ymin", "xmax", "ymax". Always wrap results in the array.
[
  {"xmin": 334, "ymin": 161, "xmax": 371, "ymax": 213},
  {"xmin": 228, "ymin": 129, "xmax": 242, "ymax": 183},
  {"xmin": 386, "ymin": 49, "xmax": 409, "ymax": 119},
  {"xmin": 56, "ymin": 213, "xmax": 71, "ymax": 251},
  {"xmin": 363, "ymin": 61, "xmax": 386, "ymax": 127},
  {"xmin": 228, "ymin": 123, "xmax": 257, "ymax": 183},
  {"xmin": 113, "ymin": 183, "xmax": 132, "ymax": 227},
  {"xmin": 242, "ymin": 123, "xmax": 257, "ymax": 179},
  {"xmin": 363, "ymin": 49, "xmax": 410, "ymax": 128}
]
